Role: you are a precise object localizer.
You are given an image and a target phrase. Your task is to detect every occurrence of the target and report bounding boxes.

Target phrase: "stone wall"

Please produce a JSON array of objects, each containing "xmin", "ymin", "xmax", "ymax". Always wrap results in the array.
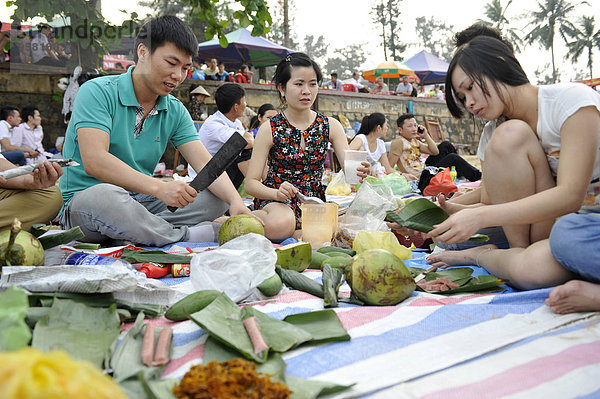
[{"xmin": 0, "ymin": 68, "xmax": 484, "ymax": 165}]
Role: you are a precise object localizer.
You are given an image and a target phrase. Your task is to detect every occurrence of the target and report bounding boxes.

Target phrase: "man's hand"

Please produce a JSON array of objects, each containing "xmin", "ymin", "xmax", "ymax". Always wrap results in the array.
[
  {"xmin": 157, "ymin": 180, "xmax": 198, "ymax": 208},
  {"xmin": 24, "ymin": 149, "xmax": 41, "ymax": 158},
  {"xmin": 28, "ymin": 161, "xmax": 63, "ymax": 189}
]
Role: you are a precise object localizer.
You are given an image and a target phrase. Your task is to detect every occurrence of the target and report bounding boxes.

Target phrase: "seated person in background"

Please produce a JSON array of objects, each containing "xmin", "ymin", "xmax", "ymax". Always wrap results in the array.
[
  {"xmin": 190, "ymin": 83, "xmax": 254, "ymax": 189},
  {"xmin": 12, "ymin": 106, "xmax": 50, "ymax": 164},
  {"xmin": 234, "ymin": 64, "xmax": 253, "ymax": 84},
  {"xmin": 203, "ymin": 58, "xmax": 219, "ymax": 80},
  {"xmin": 0, "ymin": 156, "xmax": 63, "ymax": 230},
  {"xmin": 349, "ymin": 112, "xmax": 401, "ymax": 178},
  {"xmin": 372, "ymin": 77, "xmax": 389, "ymax": 94},
  {"xmin": 188, "ymin": 85, "xmax": 210, "ymax": 121},
  {"xmin": 388, "ymin": 113, "xmax": 481, "ymax": 182},
  {"xmin": 347, "ymin": 71, "xmax": 371, "ymax": 93},
  {"xmin": 395, "ymin": 75, "xmax": 412, "ymax": 96},
  {"xmin": 31, "ymin": 25, "xmax": 64, "ymax": 67},
  {"xmin": 410, "ymin": 82, "xmax": 419, "ymax": 97},
  {"xmin": 191, "ymin": 58, "xmax": 205, "ymax": 80},
  {"xmin": 322, "ymin": 72, "xmax": 343, "ymax": 90},
  {"xmin": 58, "ymin": 16, "xmax": 252, "ymax": 247},
  {"xmin": 248, "ymin": 103, "xmax": 277, "ymax": 137},
  {"xmin": 216, "ymin": 62, "xmax": 230, "ymax": 81},
  {"xmin": 0, "ymin": 106, "xmax": 35, "ymax": 166}
]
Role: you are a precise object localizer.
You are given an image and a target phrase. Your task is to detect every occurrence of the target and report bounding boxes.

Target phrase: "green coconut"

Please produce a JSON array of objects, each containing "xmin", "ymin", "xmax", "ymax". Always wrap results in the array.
[
  {"xmin": 257, "ymin": 273, "xmax": 283, "ymax": 297},
  {"xmin": 0, "ymin": 219, "xmax": 45, "ymax": 267},
  {"xmin": 345, "ymin": 249, "xmax": 415, "ymax": 306},
  {"xmin": 217, "ymin": 215, "xmax": 265, "ymax": 245},
  {"xmin": 275, "ymin": 242, "xmax": 312, "ymax": 272}
]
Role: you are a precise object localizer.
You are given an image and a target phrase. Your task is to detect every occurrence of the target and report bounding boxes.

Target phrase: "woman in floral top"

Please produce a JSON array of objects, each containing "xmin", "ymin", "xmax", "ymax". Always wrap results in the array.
[{"xmin": 245, "ymin": 53, "xmax": 370, "ymax": 240}]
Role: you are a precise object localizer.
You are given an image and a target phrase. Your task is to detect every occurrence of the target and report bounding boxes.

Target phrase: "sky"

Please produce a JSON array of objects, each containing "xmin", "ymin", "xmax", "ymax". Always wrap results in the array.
[{"xmin": 2, "ymin": 0, "xmax": 599, "ymax": 81}]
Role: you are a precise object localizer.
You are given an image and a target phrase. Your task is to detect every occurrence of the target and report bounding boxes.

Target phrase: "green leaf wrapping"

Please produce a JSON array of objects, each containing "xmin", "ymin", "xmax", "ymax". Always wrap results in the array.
[
  {"xmin": 386, "ymin": 199, "xmax": 489, "ymax": 242},
  {"xmin": 0, "ymin": 286, "xmax": 31, "ymax": 350},
  {"xmin": 119, "ymin": 248, "xmax": 192, "ymax": 265},
  {"xmin": 322, "ymin": 264, "xmax": 343, "ymax": 308},
  {"xmin": 408, "ymin": 267, "xmax": 503, "ymax": 294},
  {"xmin": 275, "ymin": 265, "xmax": 324, "ymax": 298},
  {"xmin": 38, "ymin": 226, "xmax": 85, "ymax": 249}
]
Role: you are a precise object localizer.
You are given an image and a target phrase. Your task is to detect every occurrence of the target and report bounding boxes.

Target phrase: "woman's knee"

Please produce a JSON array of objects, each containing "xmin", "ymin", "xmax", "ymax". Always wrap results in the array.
[{"xmin": 485, "ymin": 120, "xmax": 535, "ymax": 159}]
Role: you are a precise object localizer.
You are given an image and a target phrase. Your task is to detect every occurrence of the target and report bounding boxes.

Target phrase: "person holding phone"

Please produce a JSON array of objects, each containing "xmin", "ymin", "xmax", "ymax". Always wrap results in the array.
[{"xmin": 388, "ymin": 113, "xmax": 481, "ymax": 182}]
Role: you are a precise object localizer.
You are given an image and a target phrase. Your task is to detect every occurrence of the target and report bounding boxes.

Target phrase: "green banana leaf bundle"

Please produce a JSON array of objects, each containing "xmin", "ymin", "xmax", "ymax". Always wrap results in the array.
[
  {"xmin": 385, "ymin": 198, "xmax": 489, "ymax": 242},
  {"xmin": 408, "ymin": 266, "xmax": 503, "ymax": 294},
  {"xmin": 119, "ymin": 248, "xmax": 193, "ymax": 265},
  {"xmin": 0, "ymin": 286, "xmax": 31, "ymax": 350}
]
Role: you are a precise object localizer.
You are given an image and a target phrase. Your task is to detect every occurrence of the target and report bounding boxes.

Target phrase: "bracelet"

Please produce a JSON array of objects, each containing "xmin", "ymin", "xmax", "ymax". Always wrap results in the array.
[{"xmin": 476, "ymin": 247, "xmax": 494, "ymax": 267}]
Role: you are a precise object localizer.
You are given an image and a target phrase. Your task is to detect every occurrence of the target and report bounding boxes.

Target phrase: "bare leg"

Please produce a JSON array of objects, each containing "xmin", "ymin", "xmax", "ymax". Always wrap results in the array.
[
  {"xmin": 546, "ymin": 281, "xmax": 600, "ymax": 314},
  {"xmin": 428, "ymin": 240, "xmax": 573, "ymax": 290},
  {"xmin": 483, "ymin": 120, "xmax": 556, "ymax": 248},
  {"xmin": 251, "ymin": 202, "xmax": 296, "ymax": 241}
]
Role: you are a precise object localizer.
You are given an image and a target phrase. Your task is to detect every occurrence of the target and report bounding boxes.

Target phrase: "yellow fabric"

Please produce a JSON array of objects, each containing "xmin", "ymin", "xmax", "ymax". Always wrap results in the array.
[{"xmin": 0, "ymin": 185, "xmax": 62, "ymax": 230}]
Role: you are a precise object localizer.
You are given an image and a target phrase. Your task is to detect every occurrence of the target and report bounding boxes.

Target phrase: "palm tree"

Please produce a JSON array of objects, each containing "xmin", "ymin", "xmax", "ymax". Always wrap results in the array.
[
  {"xmin": 564, "ymin": 16, "xmax": 600, "ymax": 79},
  {"xmin": 524, "ymin": 0, "xmax": 580, "ymax": 82},
  {"xmin": 479, "ymin": 0, "xmax": 523, "ymax": 52}
]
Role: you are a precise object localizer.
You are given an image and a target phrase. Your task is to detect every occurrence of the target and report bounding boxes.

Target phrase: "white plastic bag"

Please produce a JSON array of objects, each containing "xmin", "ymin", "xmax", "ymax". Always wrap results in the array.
[{"xmin": 190, "ymin": 233, "xmax": 276, "ymax": 302}]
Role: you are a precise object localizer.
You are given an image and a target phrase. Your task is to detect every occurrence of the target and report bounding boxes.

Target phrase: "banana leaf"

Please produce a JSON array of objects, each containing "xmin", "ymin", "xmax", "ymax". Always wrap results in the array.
[
  {"xmin": 408, "ymin": 266, "xmax": 503, "ymax": 294},
  {"xmin": 385, "ymin": 199, "xmax": 489, "ymax": 242},
  {"xmin": 0, "ymin": 286, "xmax": 31, "ymax": 350},
  {"xmin": 38, "ymin": 226, "xmax": 85, "ymax": 249},
  {"xmin": 32, "ymin": 298, "xmax": 121, "ymax": 368},
  {"xmin": 276, "ymin": 265, "xmax": 324, "ymax": 298},
  {"xmin": 322, "ymin": 264, "xmax": 343, "ymax": 308},
  {"xmin": 120, "ymin": 248, "xmax": 192, "ymax": 265},
  {"xmin": 283, "ymin": 310, "xmax": 350, "ymax": 344},
  {"xmin": 189, "ymin": 294, "xmax": 312, "ymax": 363},
  {"xmin": 203, "ymin": 339, "xmax": 353, "ymax": 399}
]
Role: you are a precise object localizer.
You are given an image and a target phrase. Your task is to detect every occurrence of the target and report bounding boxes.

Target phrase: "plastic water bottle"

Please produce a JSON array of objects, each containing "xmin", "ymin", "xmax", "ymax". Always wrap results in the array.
[
  {"xmin": 450, "ymin": 166, "xmax": 457, "ymax": 182},
  {"xmin": 44, "ymin": 248, "xmax": 134, "ymax": 270}
]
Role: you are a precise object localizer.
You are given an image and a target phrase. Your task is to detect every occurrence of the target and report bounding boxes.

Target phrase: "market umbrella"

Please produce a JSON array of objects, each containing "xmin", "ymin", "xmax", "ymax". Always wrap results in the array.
[
  {"xmin": 362, "ymin": 61, "xmax": 418, "ymax": 83},
  {"xmin": 403, "ymin": 50, "xmax": 449, "ymax": 85},
  {"xmin": 196, "ymin": 28, "xmax": 294, "ymax": 69}
]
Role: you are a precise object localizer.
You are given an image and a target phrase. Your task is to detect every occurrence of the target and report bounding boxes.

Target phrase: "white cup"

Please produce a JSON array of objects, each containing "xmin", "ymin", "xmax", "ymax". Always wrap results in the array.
[{"xmin": 344, "ymin": 150, "xmax": 368, "ymax": 185}]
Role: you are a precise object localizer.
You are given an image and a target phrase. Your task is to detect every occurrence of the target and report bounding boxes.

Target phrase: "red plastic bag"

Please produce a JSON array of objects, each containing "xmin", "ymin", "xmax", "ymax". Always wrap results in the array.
[{"xmin": 423, "ymin": 167, "xmax": 457, "ymax": 197}]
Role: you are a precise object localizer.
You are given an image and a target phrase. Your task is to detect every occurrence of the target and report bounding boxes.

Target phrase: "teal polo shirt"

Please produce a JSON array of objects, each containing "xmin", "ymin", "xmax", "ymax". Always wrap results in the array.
[{"xmin": 59, "ymin": 66, "xmax": 199, "ymax": 208}]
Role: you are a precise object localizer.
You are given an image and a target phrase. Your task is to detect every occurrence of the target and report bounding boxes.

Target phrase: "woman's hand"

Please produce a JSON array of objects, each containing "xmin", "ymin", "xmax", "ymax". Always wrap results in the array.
[
  {"xmin": 276, "ymin": 181, "xmax": 298, "ymax": 201},
  {"xmin": 428, "ymin": 207, "xmax": 483, "ymax": 244},
  {"xmin": 437, "ymin": 195, "xmax": 468, "ymax": 215},
  {"xmin": 358, "ymin": 160, "xmax": 372, "ymax": 181}
]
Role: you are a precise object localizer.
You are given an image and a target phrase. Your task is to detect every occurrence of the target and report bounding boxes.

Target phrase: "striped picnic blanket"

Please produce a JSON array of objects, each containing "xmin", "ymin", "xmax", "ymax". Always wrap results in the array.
[{"xmin": 135, "ymin": 249, "xmax": 600, "ymax": 398}]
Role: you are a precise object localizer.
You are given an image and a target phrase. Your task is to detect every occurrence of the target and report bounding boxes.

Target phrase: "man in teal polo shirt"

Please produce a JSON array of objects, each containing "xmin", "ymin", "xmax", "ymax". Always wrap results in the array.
[{"xmin": 58, "ymin": 16, "xmax": 253, "ymax": 246}]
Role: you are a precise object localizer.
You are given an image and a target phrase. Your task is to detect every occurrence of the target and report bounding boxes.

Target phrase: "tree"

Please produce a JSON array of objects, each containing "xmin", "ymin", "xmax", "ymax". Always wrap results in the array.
[
  {"xmin": 414, "ymin": 17, "xmax": 454, "ymax": 61},
  {"xmin": 8, "ymin": 0, "xmax": 272, "ymax": 69},
  {"xmin": 264, "ymin": 0, "xmax": 297, "ymax": 49},
  {"xmin": 323, "ymin": 43, "xmax": 368, "ymax": 78},
  {"xmin": 524, "ymin": 0, "xmax": 580, "ymax": 82},
  {"xmin": 371, "ymin": 0, "xmax": 405, "ymax": 60},
  {"xmin": 478, "ymin": 0, "xmax": 523, "ymax": 52},
  {"xmin": 302, "ymin": 34, "xmax": 328, "ymax": 61},
  {"xmin": 563, "ymin": 16, "xmax": 600, "ymax": 79}
]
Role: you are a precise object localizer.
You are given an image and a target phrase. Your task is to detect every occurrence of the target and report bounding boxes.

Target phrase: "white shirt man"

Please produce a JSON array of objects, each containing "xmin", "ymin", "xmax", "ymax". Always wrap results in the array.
[
  {"xmin": 396, "ymin": 76, "xmax": 412, "ymax": 96},
  {"xmin": 347, "ymin": 72, "xmax": 371, "ymax": 93}
]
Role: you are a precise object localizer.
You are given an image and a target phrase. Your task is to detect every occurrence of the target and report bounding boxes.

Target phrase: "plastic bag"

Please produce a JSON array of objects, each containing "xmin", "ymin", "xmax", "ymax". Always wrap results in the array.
[
  {"xmin": 423, "ymin": 167, "xmax": 458, "ymax": 197},
  {"xmin": 364, "ymin": 173, "xmax": 413, "ymax": 196},
  {"xmin": 332, "ymin": 182, "xmax": 396, "ymax": 248},
  {"xmin": 190, "ymin": 233, "xmax": 276, "ymax": 302},
  {"xmin": 352, "ymin": 231, "xmax": 413, "ymax": 260},
  {"xmin": 325, "ymin": 170, "xmax": 352, "ymax": 196}
]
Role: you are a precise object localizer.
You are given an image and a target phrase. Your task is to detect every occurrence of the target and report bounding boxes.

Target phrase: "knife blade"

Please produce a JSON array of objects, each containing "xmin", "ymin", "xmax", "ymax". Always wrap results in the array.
[
  {"xmin": 413, "ymin": 265, "xmax": 438, "ymax": 283},
  {"xmin": 168, "ymin": 133, "xmax": 248, "ymax": 212}
]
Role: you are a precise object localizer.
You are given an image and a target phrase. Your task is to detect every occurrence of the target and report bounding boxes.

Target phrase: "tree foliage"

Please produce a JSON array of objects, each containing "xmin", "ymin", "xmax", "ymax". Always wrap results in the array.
[
  {"xmin": 302, "ymin": 34, "xmax": 328, "ymax": 61},
  {"xmin": 524, "ymin": 0, "xmax": 580, "ymax": 82},
  {"xmin": 563, "ymin": 15, "xmax": 600, "ymax": 79},
  {"xmin": 322, "ymin": 43, "xmax": 368, "ymax": 78},
  {"xmin": 371, "ymin": 0, "xmax": 405, "ymax": 60},
  {"xmin": 414, "ymin": 16, "xmax": 454, "ymax": 61},
  {"xmin": 478, "ymin": 0, "xmax": 523, "ymax": 52}
]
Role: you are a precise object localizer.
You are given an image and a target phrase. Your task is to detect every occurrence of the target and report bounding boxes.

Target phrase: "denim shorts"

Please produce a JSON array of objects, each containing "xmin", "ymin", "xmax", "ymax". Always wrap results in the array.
[{"xmin": 549, "ymin": 213, "xmax": 600, "ymax": 283}]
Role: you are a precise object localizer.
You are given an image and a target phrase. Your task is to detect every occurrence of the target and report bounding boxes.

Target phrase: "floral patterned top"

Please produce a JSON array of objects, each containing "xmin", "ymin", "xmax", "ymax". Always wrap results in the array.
[
  {"xmin": 254, "ymin": 112, "xmax": 330, "ymax": 223},
  {"xmin": 390, "ymin": 136, "xmax": 424, "ymax": 174}
]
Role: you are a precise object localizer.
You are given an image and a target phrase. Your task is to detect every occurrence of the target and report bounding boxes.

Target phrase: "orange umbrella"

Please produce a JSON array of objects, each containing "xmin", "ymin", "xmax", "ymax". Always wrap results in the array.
[{"xmin": 362, "ymin": 61, "xmax": 419, "ymax": 83}]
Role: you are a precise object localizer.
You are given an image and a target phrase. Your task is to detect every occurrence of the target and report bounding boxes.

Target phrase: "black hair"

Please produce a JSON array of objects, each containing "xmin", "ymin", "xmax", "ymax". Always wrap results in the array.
[
  {"xmin": 21, "ymin": 106, "xmax": 39, "ymax": 123},
  {"xmin": 273, "ymin": 52, "xmax": 323, "ymax": 103},
  {"xmin": 397, "ymin": 113, "xmax": 415, "ymax": 128},
  {"xmin": 358, "ymin": 113, "xmax": 386, "ymax": 135},
  {"xmin": 215, "ymin": 83, "xmax": 246, "ymax": 114},
  {"xmin": 453, "ymin": 22, "xmax": 514, "ymax": 53},
  {"xmin": 240, "ymin": 64, "xmax": 249, "ymax": 72},
  {"xmin": 445, "ymin": 36, "xmax": 529, "ymax": 119},
  {"xmin": 0, "ymin": 106, "xmax": 18, "ymax": 121},
  {"xmin": 257, "ymin": 103, "xmax": 276, "ymax": 118},
  {"xmin": 134, "ymin": 16, "xmax": 198, "ymax": 63},
  {"xmin": 65, "ymin": 111, "xmax": 72, "ymax": 122},
  {"xmin": 331, "ymin": 72, "xmax": 338, "ymax": 78}
]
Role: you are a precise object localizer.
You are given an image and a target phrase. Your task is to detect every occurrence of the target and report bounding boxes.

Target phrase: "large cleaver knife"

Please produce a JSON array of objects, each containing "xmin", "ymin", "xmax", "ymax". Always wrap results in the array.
[{"xmin": 168, "ymin": 133, "xmax": 248, "ymax": 212}]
